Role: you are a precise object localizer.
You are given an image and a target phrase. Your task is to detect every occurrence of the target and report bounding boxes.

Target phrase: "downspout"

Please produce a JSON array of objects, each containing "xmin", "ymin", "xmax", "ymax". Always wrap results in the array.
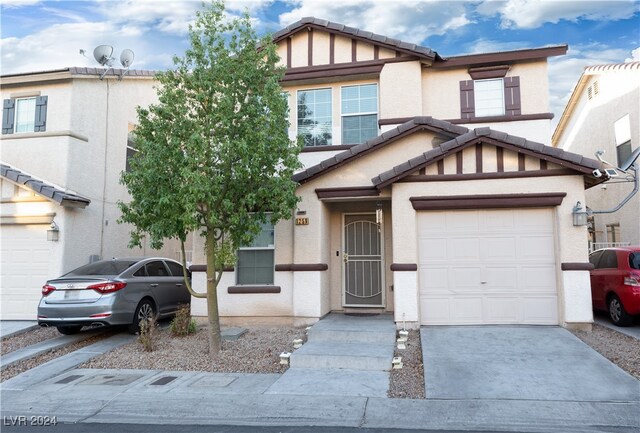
[{"xmin": 99, "ymin": 79, "xmax": 110, "ymax": 258}]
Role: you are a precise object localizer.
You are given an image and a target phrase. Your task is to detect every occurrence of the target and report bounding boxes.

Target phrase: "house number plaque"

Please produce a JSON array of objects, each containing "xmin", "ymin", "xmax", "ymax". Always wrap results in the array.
[{"xmin": 295, "ymin": 217, "xmax": 309, "ymax": 225}]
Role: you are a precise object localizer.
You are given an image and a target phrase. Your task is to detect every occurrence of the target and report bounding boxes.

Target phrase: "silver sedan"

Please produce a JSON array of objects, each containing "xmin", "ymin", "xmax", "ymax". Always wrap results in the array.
[{"xmin": 37, "ymin": 257, "xmax": 191, "ymax": 335}]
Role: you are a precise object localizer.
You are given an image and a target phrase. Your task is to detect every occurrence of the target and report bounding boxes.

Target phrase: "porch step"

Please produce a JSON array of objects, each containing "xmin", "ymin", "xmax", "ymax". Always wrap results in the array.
[
  {"xmin": 290, "ymin": 341, "xmax": 394, "ymax": 371},
  {"xmin": 307, "ymin": 314, "xmax": 396, "ymax": 344}
]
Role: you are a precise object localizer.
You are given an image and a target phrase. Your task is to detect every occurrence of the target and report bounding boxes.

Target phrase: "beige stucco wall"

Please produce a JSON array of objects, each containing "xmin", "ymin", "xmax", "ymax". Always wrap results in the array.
[
  {"xmin": 379, "ymin": 61, "xmax": 423, "ymax": 119},
  {"xmin": 555, "ymin": 71, "xmax": 640, "ymax": 246}
]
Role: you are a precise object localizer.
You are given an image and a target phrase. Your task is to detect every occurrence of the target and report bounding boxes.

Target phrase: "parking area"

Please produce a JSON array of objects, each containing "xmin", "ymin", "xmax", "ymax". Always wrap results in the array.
[{"xmin": 421, "ymin": 325, "xmax": 640, "ymax": 401}]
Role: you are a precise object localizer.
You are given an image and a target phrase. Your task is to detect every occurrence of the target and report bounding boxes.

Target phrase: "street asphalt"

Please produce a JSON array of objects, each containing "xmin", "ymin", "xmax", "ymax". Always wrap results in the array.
[{"xmin": 1, "ymin": 321, "xmax": 638, "ymax": 433}]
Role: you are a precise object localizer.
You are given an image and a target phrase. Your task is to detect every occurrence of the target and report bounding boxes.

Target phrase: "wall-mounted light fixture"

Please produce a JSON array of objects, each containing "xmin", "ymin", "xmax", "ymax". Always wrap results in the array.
[
  {"xmin": 47, "ymin": 221, "xmax": 60, "ymax": 241},
  {"xmin": 572, "ymin": 201, "xmax": 589, "ymax": 226}
]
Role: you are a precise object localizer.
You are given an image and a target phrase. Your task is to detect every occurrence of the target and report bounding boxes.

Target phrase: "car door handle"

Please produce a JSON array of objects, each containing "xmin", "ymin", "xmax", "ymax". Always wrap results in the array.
[
  {"xmin": 176, "ymin": 283, "xmax": 183, "ymax": 287},
  {"xmin": 150, "ymin": 283, "xmax": 159, "ymax": 287}
]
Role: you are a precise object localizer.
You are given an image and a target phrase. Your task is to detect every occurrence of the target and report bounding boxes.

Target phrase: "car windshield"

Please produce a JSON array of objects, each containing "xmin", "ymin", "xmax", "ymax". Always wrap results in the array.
[
  {"xmin": 64, "ymin": 260, "xmax": 138, "ymax": 276},
  {"xmin": 630, "ymin": 253, "xmax": 640, "ymax": 270}
]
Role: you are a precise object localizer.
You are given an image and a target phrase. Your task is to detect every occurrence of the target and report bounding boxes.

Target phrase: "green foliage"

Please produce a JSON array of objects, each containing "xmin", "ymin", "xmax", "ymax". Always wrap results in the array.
[{"xmin": 171, "ymin": 304, "xmax": 197, "ymax": 336}]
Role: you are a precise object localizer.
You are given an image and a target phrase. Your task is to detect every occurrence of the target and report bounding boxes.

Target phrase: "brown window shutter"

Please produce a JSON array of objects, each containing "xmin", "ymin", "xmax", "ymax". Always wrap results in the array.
[
  {"xmin": 460, "ymin": 80, "xmax": 475, "ymax": 119},
  {"xmin": 34, "ymin": 96, "xmax": 48, "ymax": 132},
  {"xmin": 504, "ymin": 76, "xmax": 521, "ymax": 116},
  {"xmin": 2, "ymin": 99, "xmax": 15, "ymax": 134}
]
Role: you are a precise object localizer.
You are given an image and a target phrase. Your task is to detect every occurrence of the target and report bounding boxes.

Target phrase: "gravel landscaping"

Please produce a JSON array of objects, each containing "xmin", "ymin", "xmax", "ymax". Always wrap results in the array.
[
  {"xmin": 1, "ymin": 326, "xmax": 59, "ymax": 356},
  {"xmin": 388, "ymin": 329, "xmax": 425, "ymax": 399},
  {"xmin": 570, "ymin": 323, "xmax": 640, "ymax": 380},
  {"xmin": 80, "ymin": 325, "xmax": 307, "ymax": 374}
]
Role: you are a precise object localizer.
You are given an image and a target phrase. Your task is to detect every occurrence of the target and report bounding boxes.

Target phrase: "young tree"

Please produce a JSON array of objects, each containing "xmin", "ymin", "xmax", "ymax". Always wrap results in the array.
[{"xmin": 119, "ymin": 0, "xmax": 301, "ymax": 360}]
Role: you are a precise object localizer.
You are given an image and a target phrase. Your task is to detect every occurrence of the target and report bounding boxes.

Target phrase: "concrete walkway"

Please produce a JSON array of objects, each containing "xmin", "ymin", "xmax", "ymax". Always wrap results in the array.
[
  {"xmin": 0, "ymin": 321, "xmax": 38, "ymax": 338},
  {"xmin": 421, "ymin": 325, "xmax": 640, "ymax": 401},
  {"xmin": 265, "ymin": 313, "xmax": 396, "ymax": 397}
]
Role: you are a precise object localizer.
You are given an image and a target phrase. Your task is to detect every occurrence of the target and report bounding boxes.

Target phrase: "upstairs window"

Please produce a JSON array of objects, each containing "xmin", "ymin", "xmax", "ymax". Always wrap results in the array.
[
  {"xmin": 126, "ymin": 131, "xmax": 139, "ymax": 173},
  {"xmin": 2, "ymin": 96, "xmax": 48, "ymax": 134},
  {"xmin": 474, "ymin": 79, "xmax": 505, "ymax": 117},
  {"xmin": 341, "ymin": 84, "xmax": 378, "ymax": 144},
  {"xmin": 297, "ymin": 88, "xmax": 332, "ymax": 147},
  {"xmin": 237, "ymin": 219, "xmax": 275, "ymax": 285},
  {"xmin": 614, "ymin": 114, "xmax": 632, "ymax": 167}
]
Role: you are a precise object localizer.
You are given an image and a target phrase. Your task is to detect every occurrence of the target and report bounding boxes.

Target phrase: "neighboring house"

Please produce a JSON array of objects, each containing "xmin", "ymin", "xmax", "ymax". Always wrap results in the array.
[
  {"xmin": 553, "ymin": 62, "xmax": 640, "ymax": 250},
  {"xmin": 0, "ymin": 67, "xmax": 183, "ymax": 320},
  {"xmin": 189, "ymin": 18, "xmax": 603, "ymax": 330}
]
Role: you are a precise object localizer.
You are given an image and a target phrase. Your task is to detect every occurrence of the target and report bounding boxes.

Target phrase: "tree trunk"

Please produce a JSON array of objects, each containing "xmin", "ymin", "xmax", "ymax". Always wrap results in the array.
[{"xmin": 206, "ymin": 228, "xmax": 222, "ymax": 360}]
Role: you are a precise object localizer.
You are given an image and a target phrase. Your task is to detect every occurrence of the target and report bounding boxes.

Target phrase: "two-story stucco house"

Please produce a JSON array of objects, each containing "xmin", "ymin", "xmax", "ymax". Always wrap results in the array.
[
  {"xmin": 0, "ymin": 67, "xmax": 182, "ymax": 320},
  {"xmin": 553, "ymin": 61, "xmax": 640, "ymax": 250},
  {"xmin": 189, "ymin": 18, "xmax": 605, "ymax": 331}
]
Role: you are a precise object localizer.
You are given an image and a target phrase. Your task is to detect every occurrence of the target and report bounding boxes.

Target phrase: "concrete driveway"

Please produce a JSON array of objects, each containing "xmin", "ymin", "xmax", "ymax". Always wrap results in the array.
[{"xmin": 421, "ymin": 325, "xmax": 639, "ymax": 401}]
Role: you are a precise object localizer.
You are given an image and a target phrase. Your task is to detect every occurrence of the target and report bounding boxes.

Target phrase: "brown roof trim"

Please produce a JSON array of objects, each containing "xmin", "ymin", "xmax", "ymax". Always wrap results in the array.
[
  {"xmin": 188, "ymin": 265, "xmax": 234, "ymax": 272},
  {"xmin": 273, "ymin": 17, "xmax": 438, "ymax": 63},
  {"xmin": 275, "ymin": 264, "xmax": 329, "ymax": 271},
  {"xmin": 398, "ymin": 169, "xmax": 577, "ymax": 183},
  {"xmin": 371, "ymin": 127, "xmax": 602, "ymax": 189},
  {"xmin": 282, "ymin": 57, "xmax": 418, "ymax": 84},
  {"xmin": 380, "ymin": 112, "xmax": 554, "ymax": 126},
  {"xmin": 561, "ymin": 262, "xmax": 595, "ymax": 271},
  {"xmin": 1, "ymin": 163, "xmax": 90, "ymax": 208},
  {"xmin": 315, "ymin": 186, "xmax": 380, "ymax": 199},
  {"xmin": 301, "ymin": 145, "xmax": 355, "ymax": 153},
  {"xmin": 390, "ymin": 263, "xmax": 417, "ymax": 271},
  {"xmin": 228, "ymin": 286, "xmax": 281, "ymax": 294},
  {"xmin": 433, "ymin": 45, "xmax": 568, "ymax": 69},
  {"xmin": 468, "ymin": 65, "xmax": 510, "ymax": 79},
  {"xmin": 446, "ymin": 112, "xmax": 554, "ymax": 124},
  {"xmin": 410, "ymin": 193, "xmax": 567, "ymax": 211},
  {"xmin": 293, "ymin": 117, "xmax": 468, "ymax": 185}
]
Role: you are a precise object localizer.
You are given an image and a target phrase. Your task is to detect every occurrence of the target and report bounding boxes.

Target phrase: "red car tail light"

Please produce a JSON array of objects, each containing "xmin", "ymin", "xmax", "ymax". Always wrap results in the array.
[
  {"xmin": 42, "ymin": 285, "xmax": 56, "ymax": 296},
  {"xmin": 624, "ymin": 274, "xmax": 640, "ymax": 287},
  {"xmin": 88, "ymin": 281, "xmax": 127, "ymax": 294},
  {"xmin": 89, "ymin": 312, "xmax": 112, "ymax": 318}
]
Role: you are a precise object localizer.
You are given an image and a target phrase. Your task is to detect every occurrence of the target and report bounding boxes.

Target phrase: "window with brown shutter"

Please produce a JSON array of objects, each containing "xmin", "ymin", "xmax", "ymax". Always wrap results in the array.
[
  {"xmin": 459, "ymin": 77, "xmax": 521, "ymax": 119},
  {"xmin": 460, "ymin": 80, "xmax": 475, "ymax": 119}
]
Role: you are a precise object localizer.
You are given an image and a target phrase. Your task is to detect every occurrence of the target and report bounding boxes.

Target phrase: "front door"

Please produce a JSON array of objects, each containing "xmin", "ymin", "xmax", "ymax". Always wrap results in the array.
[{"xmin": 343, "ymin": 213, "xmax": 384, "ymax": 307}]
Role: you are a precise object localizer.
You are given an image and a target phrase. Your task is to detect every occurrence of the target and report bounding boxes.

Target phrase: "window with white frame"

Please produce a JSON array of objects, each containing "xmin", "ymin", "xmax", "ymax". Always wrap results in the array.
[
  {"xmin": 14, "ymin": 97, "xmax": 37, "ymax": 133},
  {"xmin": 297, "ymin": 88, "xmax": 332, "ymax": 147},
  {"xmin": 474, "ymin": 78, "xmax": 505, "ymax": 117},
  {"xmin": 614, "ymin": 114, "xmax": 632, "ymax": 167},
  {"xmin": 236, "ymin": 219, "xmax": 275, "ymax": 285},
  {"xmin": 2, "ymin": 95, "xmax": 48, "ymax": 134},
  {"xmin": 341, "ymin": 84, "xmax": 378, "ymax": 144}
]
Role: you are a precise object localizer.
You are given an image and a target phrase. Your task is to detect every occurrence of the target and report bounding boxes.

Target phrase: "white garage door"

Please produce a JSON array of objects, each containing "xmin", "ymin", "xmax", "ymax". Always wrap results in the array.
[
  {"xmin": 418, "ymin": 208, "xmax": 558, "ymax": 325},
  {"xmin": 1, "ymin": 225, "xmax": 50, "ymax": 320}
]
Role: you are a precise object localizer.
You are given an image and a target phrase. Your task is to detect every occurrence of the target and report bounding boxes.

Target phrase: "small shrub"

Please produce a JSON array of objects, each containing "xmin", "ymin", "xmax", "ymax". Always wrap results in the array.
[
  {"xmin": 138, "ymin": 316, "xmax": 157, "ymax": 352},
  {"xmin": 170, "ymin": 304, "xmax": 197, "ymax": 336}
]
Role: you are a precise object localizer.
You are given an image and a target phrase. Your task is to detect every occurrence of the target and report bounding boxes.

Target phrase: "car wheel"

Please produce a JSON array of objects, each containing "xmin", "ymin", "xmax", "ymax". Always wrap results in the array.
[
  {"xmin": 57, "ymin": 325, "xmax": 83, "ymax": 335},
  {"xmin": 608, "ymin": 295, "xmax": 632, "ymax": 327},
  {"xmin": 129, "ymin": 299, "xmax": 156, "ymax": 334}
]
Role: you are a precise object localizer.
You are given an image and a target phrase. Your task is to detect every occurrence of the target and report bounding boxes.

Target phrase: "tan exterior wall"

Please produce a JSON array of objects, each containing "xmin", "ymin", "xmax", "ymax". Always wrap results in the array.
[{"xmin": 379, "ymin": 61, "xmax": 422, "ymax": 119}]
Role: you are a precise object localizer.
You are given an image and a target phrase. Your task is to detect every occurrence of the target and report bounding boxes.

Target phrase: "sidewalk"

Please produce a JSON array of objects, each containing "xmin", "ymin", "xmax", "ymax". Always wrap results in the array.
[{"xmin": 1, "ymin": 330, "xmax": 638, "ymax": 432}]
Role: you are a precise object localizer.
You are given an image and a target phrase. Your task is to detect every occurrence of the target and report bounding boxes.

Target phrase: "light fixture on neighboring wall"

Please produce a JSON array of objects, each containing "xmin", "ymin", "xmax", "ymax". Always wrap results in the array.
[
  {"xmin": 47, "ymin": 221, "xmax": 60, "ymax": 241},
  {"xmin": 572, "ymin": 201, "xmax": 589, "ymax": 226}
]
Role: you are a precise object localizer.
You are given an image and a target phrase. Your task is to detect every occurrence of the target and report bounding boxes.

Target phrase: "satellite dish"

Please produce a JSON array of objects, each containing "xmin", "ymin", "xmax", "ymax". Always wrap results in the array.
[
  {"xmin": 93, "ymin": 45, "xmax": 114, "ymax": 66},
  {"xmin": 620, "ymin": 147, "xmax": 640, "ymax": 172},
  {"xmin": 120, "ymin": 49, "xmax": 135, "ymax": 68}
]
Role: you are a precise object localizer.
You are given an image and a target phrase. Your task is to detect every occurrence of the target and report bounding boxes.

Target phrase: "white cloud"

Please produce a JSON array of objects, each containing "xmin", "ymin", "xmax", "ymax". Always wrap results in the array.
[
  {"xmin": 549, "ymin": 43, "xmax": 635, "ymax": 129},
  {"xmin": 0, "ymin": 0, "xmax": 41, "ymax": 8},
  {"xmin": 279, "ymin": 0, "xmax": 472, "ymax": 45},
  {"xmin": 478, "ymin": 0, "xmax": 638, "ymax": 29},
  {"xmin": 626, "ymin": 47, "xmax": 640, "ymax": 62},
  {"xmin": 455, "ymin": 38, "xmax": 530, "ymax": 55}
]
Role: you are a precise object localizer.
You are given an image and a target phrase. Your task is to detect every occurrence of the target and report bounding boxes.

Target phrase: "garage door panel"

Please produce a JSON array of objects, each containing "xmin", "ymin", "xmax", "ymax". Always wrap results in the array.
[
  {"xmin": 418, "ymin": 209, "xmax": 558, "ymax": 326},
  {"xmin": 417, "ymin": 212, "xmax": 446, "ymax": 233}
]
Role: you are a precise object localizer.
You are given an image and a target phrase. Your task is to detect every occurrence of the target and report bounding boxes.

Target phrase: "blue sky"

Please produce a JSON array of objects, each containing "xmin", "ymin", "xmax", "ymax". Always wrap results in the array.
[{"xmin": 2, "ymin": 0, "xmax": 639, "ymax": 127}]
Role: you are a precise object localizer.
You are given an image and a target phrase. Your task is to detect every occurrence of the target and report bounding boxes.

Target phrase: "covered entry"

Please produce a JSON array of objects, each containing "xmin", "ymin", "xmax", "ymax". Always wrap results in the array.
[{"xmin": 418, "ymin": 208, "xmax": 559, "ymax": 325}]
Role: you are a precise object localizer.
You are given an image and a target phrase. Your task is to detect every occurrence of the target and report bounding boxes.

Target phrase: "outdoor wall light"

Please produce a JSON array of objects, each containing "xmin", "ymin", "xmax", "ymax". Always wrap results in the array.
[
  {"xmin": 47, "ymin": 221, "xmax": 60, "ymax": 242},
  {"xmin": 572, "ymin": 201, "xmax": 589, "ymax": 226}
]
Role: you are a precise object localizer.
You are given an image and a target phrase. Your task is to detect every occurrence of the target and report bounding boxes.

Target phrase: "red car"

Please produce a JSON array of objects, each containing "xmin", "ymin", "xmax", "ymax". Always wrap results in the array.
[{"xmin": 589, "ymin": 247, "xmax": 640, "ymax": 326}]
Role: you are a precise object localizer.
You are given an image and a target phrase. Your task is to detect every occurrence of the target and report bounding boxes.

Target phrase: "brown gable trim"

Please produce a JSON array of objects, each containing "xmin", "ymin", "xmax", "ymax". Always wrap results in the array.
[
  {"xmin": 315, "ymin": 186, "xmax": 380, "ymax": 199},
  {"xmin": 540, "ymin": 159, "xmax": 548, "ymax": 170},
  {"xmin": 286, "ymin": 38, "xmax": 292, "ymax": 68},
  {"xmin": 283, "ymin": 57, "xmax": 418, "ymax": 84},
  {"xmin": 275, "ymin": 264, "xmax": 329, "ymax": 271},
  {"xmin": 228, "ymin": 286, "xmax": 281, "ymax": 294},
  {"xmin": 390, "ymin": 263, "xmax": 418, "ymax": 271},
  {"xmin": 518, "ymin": 153, "xmax": 526, "ymax": 171},
  {"xmin": 410, "ymin": 193, "xmax": 567, "ymax": 211},
  {"xmin": 272, "ymin": 18, "xmax": 437, "ymax": 63},
  {"xmin": 561, "ymin": 262, "xmax": 595, "ymax": 271},
  {"xmin": 397, "ymin": 168, "xmax": 577, "ymax": 183},
  {"xmin": 456, "ymin": 151, "xmax": 463, "ymax": 174},
  {"xmin": 437, "ymin": 159, "xmax": 444, "ymax": 175},
  {"xmin": 189, "ymin": 265, "xmax": 234, "ymax": 272},
  {"xmin": 374, "ymin": 45, "xmax": 379, "ymax": 60},
  {"xmin": 497, "ymin": 147, "xmax": 504, "ymax": 172},
  {"xmin": 468, "ymin": 65, "xmax": 510, "ymax": 79},
  {"xmin": 475, "ymin": 143, "xmax": 483, "ymax": 173},
  {"xmin": 301, "ymin": 144, "xmax": 355, "ymax": 153},
  {"xmin": 329, "ymin": 33, "xmax": 335, "ymax": 64},
  {"xmin": 308, "ymin": 28, "xmax": 313, "ymax": 66},
  {"xmin": 352, "ymin": 39, "xmax": 357, "ymax": 62},
  {"xmin": 446, "ymin": 112, "xmax": 554, "ymax": 124},
  {"xmin": 433, "ymin": 45, "xmax": 568, "ymax": 69}
]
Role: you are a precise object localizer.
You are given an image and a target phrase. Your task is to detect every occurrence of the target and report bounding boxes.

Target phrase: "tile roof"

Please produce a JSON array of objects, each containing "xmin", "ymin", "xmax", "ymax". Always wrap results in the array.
[
  {"xmin": 1, "ymin": 163, "xmax": 90, "ymax": 208},
  {"xmin": 292, "ymin": 117, "xmax": 469, "ymax": 184},
  {"xmin": 372, "ymin": 126, "xmax": 603, "ymax": 188},
  {"xmin": 273, "ymin": 17, "xmax": 439, "ymax": 61},
  {"xmin": 1, "ymin": 67, "xmax": 156, "ymax": 79}
]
